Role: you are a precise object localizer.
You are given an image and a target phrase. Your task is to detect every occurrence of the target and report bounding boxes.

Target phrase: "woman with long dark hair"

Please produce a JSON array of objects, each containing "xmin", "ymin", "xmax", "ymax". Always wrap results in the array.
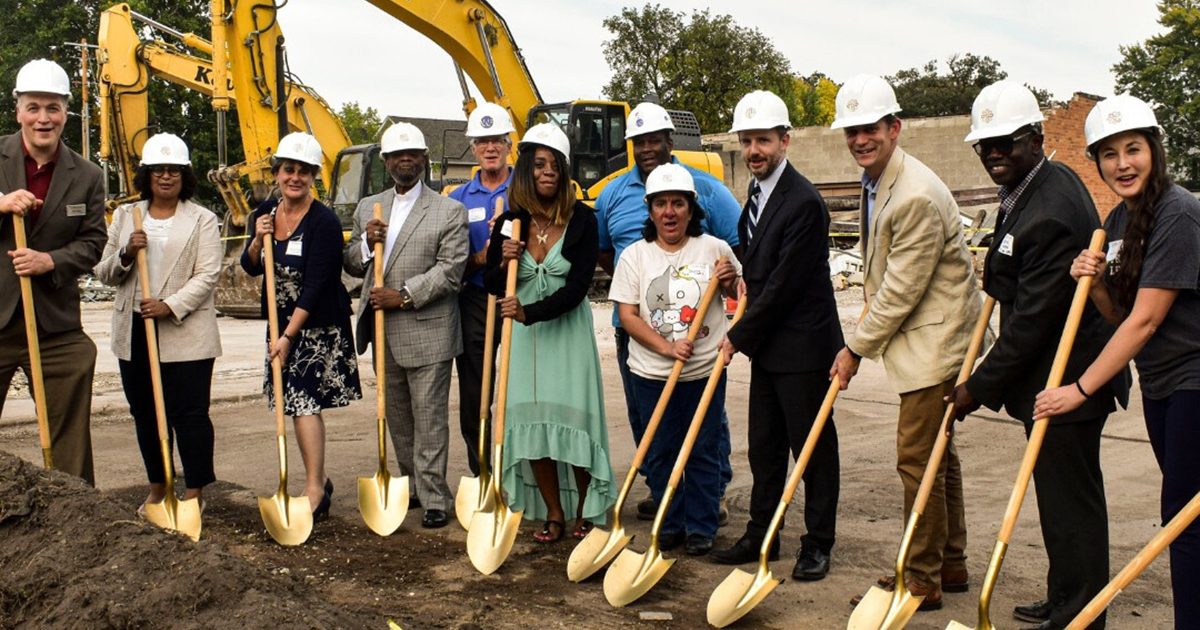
[
  {"xmin": 485, "ymin": 124, "xmax": 615, "ymax": 542},
  {"xmin": 1035, "ymin": 95, "xmax": 1200, "ymax": 629}
]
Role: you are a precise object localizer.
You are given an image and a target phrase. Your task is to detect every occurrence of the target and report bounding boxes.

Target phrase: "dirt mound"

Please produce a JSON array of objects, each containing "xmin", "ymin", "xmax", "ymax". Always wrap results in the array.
[{"xmin": 0, "ymin": 451, "xmax": 375, "ymax": 629}]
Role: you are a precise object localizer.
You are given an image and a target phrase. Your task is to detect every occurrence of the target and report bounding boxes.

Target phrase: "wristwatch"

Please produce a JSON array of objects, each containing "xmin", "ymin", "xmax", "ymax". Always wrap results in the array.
[{"xmin": 398, "ymin": 286, "xmax": 414, "ymax": 310}]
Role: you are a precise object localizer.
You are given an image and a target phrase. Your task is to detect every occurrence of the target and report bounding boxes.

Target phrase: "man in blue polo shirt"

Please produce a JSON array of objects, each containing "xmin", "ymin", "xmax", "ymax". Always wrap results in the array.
[
  {"xmin": 448, "ymin": 102, "xmax": 514, "ymax": 476},
  {"xmin": 595, "ymin": 101, "xmax": 742, "ymax": 522}
]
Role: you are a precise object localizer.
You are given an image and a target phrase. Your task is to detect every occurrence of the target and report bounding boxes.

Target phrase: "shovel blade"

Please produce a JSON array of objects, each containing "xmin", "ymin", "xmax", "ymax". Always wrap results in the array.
[
  {"xmin": 566, "ymin": 525, "xmax": 631, "ymax": 582},
  {"xmin": 706, "ymin": 567, "xmax": 781, "ymax": 628},
  {"xmin": 603, "ymin": 546, "xmax": 675, "ymax": 607},
  {"xmin": 357, "ymin": 472, "xmax": 409, "ymax": 537},
  {"xmin": 847, "ymin": 584, "xmax": 923, "ymax": 630},
  {"xmin": 143, "ymin": 496, "xmax": 202, "ymax": 542},
  {"xmin": 466, "ymin": 504, "xmax": 523, "ymax": 575},
  {"xmin": 946, "ymin": 620, "xmax": 980, "ymax": 630},
  {"xmin": 259, "ymin": 493, "xmax": 313, "ymax": 546},
  {"xmin": 454, "ymin": 474, "xmax": 494, "ymax": 531}
]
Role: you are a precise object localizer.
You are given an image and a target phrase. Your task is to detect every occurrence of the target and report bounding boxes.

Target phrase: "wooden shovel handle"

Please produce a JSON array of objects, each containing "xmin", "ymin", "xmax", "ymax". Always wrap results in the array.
[
  {"xmin": 1068, "ymin": 489, "xmax": 1200, "ymax": 629},
  {"xmin": 491, "ymin": 219, "xmax": 521, "ymax": 444},
  {"xmin": 262, "ymin": 218, "xmax": 288, "ymax": 439},
  {"xmin": 12, "ymin": 214, "xmax": 52, "ymax": 463},
  {"xmin": 129, "ymin": 208, "xmax": 174, "ymax": 459},
  {"xmin": 912, "ymin": 296, "xmax": 996, "ymax": 513},
  {"xmin": 997, "ymin": 229, "xmax": 1105, "ymax": 543},
  {"xmin": 664, "ymin": 294, "xmax": 747, "ymax": 490},
  {"xmin": 372, "ymin": 202, "xmax": 386, "ymax": 421},
  {"xmin": 478, "ymin": 198, "xmax": 506, "ymax": 422}
]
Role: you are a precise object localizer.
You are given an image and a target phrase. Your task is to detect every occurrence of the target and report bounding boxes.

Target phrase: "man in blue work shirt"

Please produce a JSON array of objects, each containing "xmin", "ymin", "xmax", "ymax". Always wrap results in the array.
[
  {"xmin": 448, "ymin": 102, "xmax": 514, "ymax": 476},
  {"xmin": 595, "ymin": 101, "xmax": 742, "ymax": 523}
]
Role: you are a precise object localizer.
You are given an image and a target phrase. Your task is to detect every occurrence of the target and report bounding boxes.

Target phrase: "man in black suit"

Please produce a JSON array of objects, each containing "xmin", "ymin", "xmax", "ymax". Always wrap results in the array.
[
  {"xmin": 710, "ymin": 90, "xmax": 844, "ymax": 581},
  {"xmin": 950, "ymin": 81, "xmax": 1126, "ymax": 630}
]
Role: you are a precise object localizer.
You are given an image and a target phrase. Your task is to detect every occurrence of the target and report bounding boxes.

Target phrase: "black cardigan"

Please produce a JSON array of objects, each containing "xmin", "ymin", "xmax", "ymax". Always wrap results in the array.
[
  {"xmin": 484, "ymin": 200, "xmax": 597, "ymax": 325},
  {"xmin": 239, "ymin": 198, "xmax": 352, "ymax": 328}
]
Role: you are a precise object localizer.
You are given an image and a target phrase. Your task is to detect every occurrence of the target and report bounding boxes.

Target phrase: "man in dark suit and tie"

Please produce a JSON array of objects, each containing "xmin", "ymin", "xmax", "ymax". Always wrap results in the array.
[
  {"xmin": 0, "ymin": 59, "xmax": 107, "ymax": 485},
  {"xmin": 710, "ymin": 90, "xmax": 844, "ymax": 581}
]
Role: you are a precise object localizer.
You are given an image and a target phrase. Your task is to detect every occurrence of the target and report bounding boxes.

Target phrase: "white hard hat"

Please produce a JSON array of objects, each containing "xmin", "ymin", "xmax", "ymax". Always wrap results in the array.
[
  {"xmin": 830, "ymin": 74, "xmax": 901, "ymax": 129},
  {"xmin": 1084, "ymin": 95, "xmax": 1161, "ymax": 153},
  {"xmin": 465, "ymin": 103, "xmax": 515, "ymax": 138},
  {"xmin": 625, "ymin": 102, "xmax": 674, "ymax": 139},
  {"xmin": 729, "ymin": 90, "xmax": 791, "ymax": 133},
  {"xmin": 964, "ymin": 80, "xmax": 1045, "ymax": 142},
  {"xmin": 643, "ymin": 163, "xmax": 695, "ymax": 203},
  {"xmin": 519, "ymin": 123, "xmax": 571, "ymax": 165},
  {"xmin": 380, "ymin": 122, "xmax": 427, "ymax": 153},
  {"xmin": 274, "ymin": 132, "xmax": 323, "ymax": 167},
  {"xmin": 139, "ymin": 133, "xmax": 190, "ymax": 166},
  {"xmin": 12, "ymin": 59, "xmax": 71, "ymax": 99}
]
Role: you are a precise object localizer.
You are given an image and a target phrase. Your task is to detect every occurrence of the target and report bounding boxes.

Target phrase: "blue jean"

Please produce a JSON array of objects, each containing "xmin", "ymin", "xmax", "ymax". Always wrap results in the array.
[
  {"xmin": 630, "ymin": 371, "xmax": 725, "ymax": 538},
  {"xmin": 1143, "ymin": 390, "xmax": 1200, "ymax": 630},
  {"xmin": 616, "ymin": 328, "xmax": 732, "ymax": 493}
]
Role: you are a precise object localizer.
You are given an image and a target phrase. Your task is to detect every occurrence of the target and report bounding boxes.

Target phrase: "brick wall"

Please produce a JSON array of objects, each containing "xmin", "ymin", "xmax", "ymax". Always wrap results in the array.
[{"xmin": 1043, "ymin": 93, "xmax": 1121, "ymax": 220}]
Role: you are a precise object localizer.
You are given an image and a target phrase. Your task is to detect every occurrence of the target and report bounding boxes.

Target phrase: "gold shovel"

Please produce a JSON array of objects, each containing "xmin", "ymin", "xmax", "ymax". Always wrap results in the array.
[
  {"xmin": 707, "ymin": 367, "xmax": 843, "ymax": 626},
  {"xmin": 604, "ymin": 295, "xmax": 748, "ymax": 607},
  {"xmin": 11, "ymin": 214, "xmax": 53, "ymax": 470},
  {"xmin": 129, "ymin": 207, "xmax": 202, "ymax": 541},
  {"xmin": 257, "ymin": 221, "xmax": 313, "ymax": 546},
  {"xmin": 947, "ymin": 229, "xmax": 1105, "ymax": 630},
  {"xmin": 847, "ymin": 296, "xmax": 996, "ymax": 630},
  {"xmin": 358, "ymin": 202, "xmax": 409, "ymax": 536},
  {"xmin": 568, "ymin": 265, "xmax": 725, "ymax": 582},
  {"xmin": 1067, "ymin": 489, "xmax": 1200, "ymax": 629},
  {"xmin": 456, "ymin": 198, "xmax": 507, "ymax": 530},
  {"xmin": 466, "ymin": 219, "xmax": 523, "ymax": 575}
]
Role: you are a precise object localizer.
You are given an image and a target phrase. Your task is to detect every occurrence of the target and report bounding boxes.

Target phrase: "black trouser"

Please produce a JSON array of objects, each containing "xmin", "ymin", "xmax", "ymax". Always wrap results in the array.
[
  {"xmin": 1028, "ymin": 416, "xmax": 1109, "ymax": 629},
  {"xmin": 118, "ymin": 318, "xmax": 216, "ymax": 489},
  {"xmin": 454, "ymin": 284, "xmax": 499, "ymax": 476},
  {"xmin": 746, "ymin": 365, "xmax": 839, "ymax": 554}
]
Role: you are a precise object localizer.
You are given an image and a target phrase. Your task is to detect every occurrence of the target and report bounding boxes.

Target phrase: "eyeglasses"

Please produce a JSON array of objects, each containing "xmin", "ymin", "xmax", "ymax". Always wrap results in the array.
[
  {"xmin": 472, "ymin": 136, "xmax": 510, "ymax": 147},
  {"xmin": 972, "ymin": 131, "xmax": 1033, "ymax": 157},
  {"xmin": 149, "ymin": 165, "xmax": 184, "ymax": 176}
]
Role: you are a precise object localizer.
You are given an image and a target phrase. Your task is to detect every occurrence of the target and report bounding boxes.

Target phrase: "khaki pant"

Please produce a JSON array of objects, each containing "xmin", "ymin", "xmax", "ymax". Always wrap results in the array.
[{"xmin": 897, "ymin": 377, "xmax": 967, "ymax": 588}]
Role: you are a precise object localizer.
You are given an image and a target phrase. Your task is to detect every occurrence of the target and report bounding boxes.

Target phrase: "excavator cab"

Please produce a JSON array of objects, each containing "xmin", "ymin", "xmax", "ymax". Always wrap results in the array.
[{"xmin": 328, "ymin": 144, "xmax": 391, "ymax": 230}]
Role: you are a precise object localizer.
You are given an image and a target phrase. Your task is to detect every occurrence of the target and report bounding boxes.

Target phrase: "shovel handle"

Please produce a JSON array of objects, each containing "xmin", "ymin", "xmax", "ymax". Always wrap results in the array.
[
  {"xmin": 262, "ymin": 220, "xmax": 289, "ymax": 442},
  {"xmin": 372, "ymin": 203, "xmax": 386, "ymax": 421},
  {"xmin": 476, "ymin": 199, "xmax": 506, "ymax": 463},
  {"xmin": 129, "ymin": 207, "xmax": 177, "ymax": 489},
  {"xmin": 11, "ymin": 214, "xmax": 52, "ymax": 466},
  {"xmin": 491, "ymin": 219, "xmax": 521, "ymax": 444},
  {"xmin": 1067, "ymin": 489, "xmax": 1200, "ymax": 630},
  {"xmin": 996, "ymin": 229, "xmax": 1104, "ymax": 543}
]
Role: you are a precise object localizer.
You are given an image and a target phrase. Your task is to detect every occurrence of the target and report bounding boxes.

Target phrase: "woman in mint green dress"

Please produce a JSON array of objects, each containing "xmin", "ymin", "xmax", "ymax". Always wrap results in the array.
[{"xmin": 484, "ymin": 124, "xmax": 615, "ymax": 542}]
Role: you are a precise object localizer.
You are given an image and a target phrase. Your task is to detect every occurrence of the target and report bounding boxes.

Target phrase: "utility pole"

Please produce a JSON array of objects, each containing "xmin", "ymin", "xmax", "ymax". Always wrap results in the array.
[{"xmin": 63, "ymin": 39, "xmax": 99, "ymax": 161}]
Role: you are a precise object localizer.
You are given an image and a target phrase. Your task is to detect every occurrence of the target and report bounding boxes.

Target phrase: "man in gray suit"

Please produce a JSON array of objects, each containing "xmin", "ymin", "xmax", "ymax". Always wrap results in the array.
[
  {"xmin": 344, "ymin": 122, "xmax": 468, "ymax": 528},
  {"xmin": 0, "ymin": 59, "xmax": 107, "ymax": 485}
]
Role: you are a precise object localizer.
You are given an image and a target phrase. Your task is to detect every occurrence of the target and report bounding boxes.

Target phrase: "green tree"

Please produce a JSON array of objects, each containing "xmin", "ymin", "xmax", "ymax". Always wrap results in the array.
[
  {"xmin": 601, "ymin": 4, "xmax": 798, "ymax": 133},
  {"xmin": 1113, "ymin": 0, "xmax": 1200, "ymax": 186},
  {"xmin": 337, "ymin": 101, "xmax": 383, "ymax": 145},
  {"xmin": 887, "ymin": 53, "xmax": 1054, "ymax": 118},
  {"xmin": 793, "ymin": 72, "xmax": 838, "ymax": 127}
]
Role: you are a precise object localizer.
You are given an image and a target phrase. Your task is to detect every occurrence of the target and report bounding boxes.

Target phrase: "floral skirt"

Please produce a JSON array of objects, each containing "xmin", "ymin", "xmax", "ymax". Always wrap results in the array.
[{"xmin": 264, "ymin": 322, "xmax": 362, "ymax": 416}]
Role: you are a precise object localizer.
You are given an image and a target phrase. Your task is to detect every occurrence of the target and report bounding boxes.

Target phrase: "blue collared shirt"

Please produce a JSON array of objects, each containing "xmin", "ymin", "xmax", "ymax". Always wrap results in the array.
[
  {"xmin": 861, "ymin": 170, "xmax": 880, "ymax": 229},
  {"xmin": 595, "ymin": 156, "xmax": 742, "ymax": 327},
  {"xmin": 448, "ymin": 168, "xmax": 512, "ymax": 288}
]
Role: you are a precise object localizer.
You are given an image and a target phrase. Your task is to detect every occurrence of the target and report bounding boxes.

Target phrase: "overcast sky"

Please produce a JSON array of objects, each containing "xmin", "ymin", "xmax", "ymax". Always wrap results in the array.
[{"xmin": 276, "ymin": 0, "xmax": 1164, "ymax": 129}]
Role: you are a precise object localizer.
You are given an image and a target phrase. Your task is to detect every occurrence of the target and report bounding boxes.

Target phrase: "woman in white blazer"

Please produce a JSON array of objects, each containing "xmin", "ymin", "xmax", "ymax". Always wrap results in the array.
[{"xmin": 95, "ymin": 134, "xmax": 222, "ymax": 513}]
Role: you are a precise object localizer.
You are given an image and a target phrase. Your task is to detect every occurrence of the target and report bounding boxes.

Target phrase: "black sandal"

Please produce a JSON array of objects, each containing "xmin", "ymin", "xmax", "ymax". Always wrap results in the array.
[{"xmin": 534, "ymin": 520, "xmax": 566, "ymax": 543}]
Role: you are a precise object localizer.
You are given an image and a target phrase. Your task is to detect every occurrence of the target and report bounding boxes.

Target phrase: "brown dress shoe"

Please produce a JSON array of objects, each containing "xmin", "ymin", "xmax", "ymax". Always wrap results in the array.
[
  {"xmin": 941, "ymin": 566, "xmax": 969, "ymax": 593},
  {"xmin": 850, "ymin": 576, "xmax": 942, "ymax": 611}
]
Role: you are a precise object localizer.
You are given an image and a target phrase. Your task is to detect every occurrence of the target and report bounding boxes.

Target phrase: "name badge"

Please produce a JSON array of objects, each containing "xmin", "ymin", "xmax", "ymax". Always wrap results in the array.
[
  {"xmin": 500, "ymin": 219, "xmax": 513, "ymax": 238},
  {"xmin": 998, "ymin": 233, "xmax": 1015, "ymax": 256},
  {"xmin": 285, "ymin": 239, "xmax": 303, "ymax": 257},
  {"xmin": 467, "ymin": 206, "xmax": 487, "ymax": 223},
  {"xmin": 66, "ymin": 204, "xmax": 86, "ymax": 217},
  {"xmin": 1106, "ymin": 239, "xmax": 1123, "ymax": 263},
  {"xmin": 687, "ymin": 263, "xmax": 711, "ymax": 283}
]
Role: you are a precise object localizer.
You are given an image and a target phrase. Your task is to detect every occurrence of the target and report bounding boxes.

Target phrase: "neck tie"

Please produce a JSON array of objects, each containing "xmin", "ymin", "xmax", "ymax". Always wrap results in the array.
[{"xmin": 746, "ymin": 181, "xmax": 762, "ymax": 241}]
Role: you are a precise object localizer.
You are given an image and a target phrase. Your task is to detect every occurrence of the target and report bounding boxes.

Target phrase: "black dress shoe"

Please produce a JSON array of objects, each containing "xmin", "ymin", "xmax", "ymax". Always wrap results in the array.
[
  {"xmin": 685, "ymin": 534, "xmax": 714, "ymax": 556},
  {"xmin": 422, "ymin": 509, "xmax": 449, "ymax": 529},
  {"xmin": 1013, "ymin": 599, "xmax": 1052, "ymax": 623},
  {"xmin": 313, "ymin": 479, "xmax": 334, "ymax": 522},
  {"xmin": 637, "ymin": 496, "xmax": 658, "ymax": 521},
  {"xmin": 709, "ymin": 533, "xmax": 780, "ymax": 565},
  {"xmin": 658, "ymin": 531, "xmax": 685, "ymax": 551},
  {"xmin": 791, "ymin": 547, "xmax": 830, "ymax": 581}
]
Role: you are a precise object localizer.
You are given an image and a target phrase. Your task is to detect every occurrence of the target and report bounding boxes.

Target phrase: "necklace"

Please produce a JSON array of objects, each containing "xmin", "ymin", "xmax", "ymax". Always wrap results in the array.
[
  {"xmin": 530, "ymin": 216, "xmax": 551, "ymax": 245},
  {"xmin": 278, "ymin": 203, "xmax": 308, "ymax": 238}
]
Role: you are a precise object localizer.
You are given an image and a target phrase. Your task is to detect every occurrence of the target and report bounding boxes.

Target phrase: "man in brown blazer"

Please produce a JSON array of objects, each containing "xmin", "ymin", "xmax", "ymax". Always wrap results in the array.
[
  {"xmin": 0, "ymin": 59, "xmax": 107, "ymax": 484},
  {"xmin": 343, "ymin": 122, "xmax": 468, "ymax": 529},
  {"xmin": 828, "ymin": 75, "xmax": 980, "ymax": 609}
]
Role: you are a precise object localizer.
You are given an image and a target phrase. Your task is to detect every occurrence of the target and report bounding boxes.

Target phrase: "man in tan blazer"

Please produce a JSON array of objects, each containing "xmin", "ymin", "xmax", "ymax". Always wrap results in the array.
[
  {"xmin": 344, "ymin": 122, "xmax": 468, "ymax": 529},
  {"xmin": 828, "ymin": 75, "xmax": 980, "ymax": 609},
  {"xmin": 0, "ymin": 59, "xmax": 107, "ymax": 484}
]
